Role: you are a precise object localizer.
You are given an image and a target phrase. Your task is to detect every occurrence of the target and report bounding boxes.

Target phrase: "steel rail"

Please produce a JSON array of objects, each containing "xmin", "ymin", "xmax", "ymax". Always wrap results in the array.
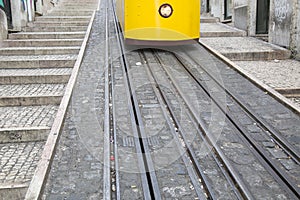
[
  {"xmin": 145, "ymin": 49, "xmax": 245, "ymax": 199},
  {"xmin": 152, "ymin": 50, "xmax": 255, "ymax": 200},
  {"xmin": 103, "ymin": 0, "xmax": 111, "ymax": 199},
  {"xmin": 140, "ymin": 50, "xmax": 211, "ymax": 200},
  {"xmin": 180, "ymin": 48, "xmax": 300, "ymax": 165},
  {"xmin": 107, "ymin": 3, "xmax": 121, "ymax": 199},
  {"xmin": 110, "ymin": 1, "xmax": 160, "ymax": 199},
  {"xmin": 174, "ymin": 50, "xmax": 300, "ymax": 199}
]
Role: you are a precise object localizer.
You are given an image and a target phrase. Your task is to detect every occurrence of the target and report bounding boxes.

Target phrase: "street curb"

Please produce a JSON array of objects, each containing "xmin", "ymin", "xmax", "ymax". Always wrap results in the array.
[
  {"xmin": 25, "ymin": 11, "xmax": 96, "ymax": 200},
  {"xmin": 198, "ymin": 40, "xmax": 300, "ymax": 114}
]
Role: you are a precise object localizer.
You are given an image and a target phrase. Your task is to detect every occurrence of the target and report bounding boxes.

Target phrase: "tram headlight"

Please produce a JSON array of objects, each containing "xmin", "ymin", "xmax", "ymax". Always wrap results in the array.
[{"xmin": 159, "ymin": 4, "xmax": 173, "ymax": 18}]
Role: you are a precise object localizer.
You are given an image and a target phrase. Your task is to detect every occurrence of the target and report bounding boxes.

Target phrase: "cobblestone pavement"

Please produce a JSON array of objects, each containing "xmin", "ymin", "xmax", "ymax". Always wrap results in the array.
[
  {"xmin": 0, "ymin": 106, "xmax": 57, "ymax": 129},
  {"xmin": 235, "ymin": 60, "xmax": 300, "ymax": 89},
  {"xmin": 0, "ymin": 84, "xmax": 65, "ymax": 97},
  {"xmin": 43, "ymin": 113, "xmax": 103, "ymax": 200},
  {"xmin": 43, "ymin": 8, "xmax": 105, "ymax": 199},
  {"xmin": 235, "ymin": 60, "xmax": 300, "ymax": 107},
  {"xmin": 0, "ymin": 142, "xmax": 45, "ymax": 184},
  {"xmin": 0, "ymin": 68, "xmax": 72, "ymax": 76}
]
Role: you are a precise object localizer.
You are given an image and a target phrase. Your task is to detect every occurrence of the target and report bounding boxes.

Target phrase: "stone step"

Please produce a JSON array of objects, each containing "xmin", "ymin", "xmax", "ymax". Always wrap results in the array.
[
  {"xmin": 0, "ymin": 84, "xmax": 64, "ymax": 106},
  {"xmin": 47, "ymin": 10, "xmax": 93, "ymax": 16},
  {"xmin": 57, "ymin": 5, "xmax": 96, "ymax": 9},
  {"xmin": 35, "ymin": 16, "xmax": 90, "ymax": 22},
  {"xmin": 200, "ymin": 23, "xmax": 247, "ymax": 37},
  {"xmin": 0, "ymin": 105, "xmax": 57, "ymax": 130},
  {"xmin": 0, "ymin": 68, "xmax": 71, "ymax": 84},
  {"xmin": 29, "ymin": 21, "xmax": 89, "ymax": 26},
  {"xmin": 58, "ymin": 4, "xmax": 98, "ymax": 7},
  {"xmin": 0, "ymin": 105, "xmax": 57, "ymax": 143},
  {"xmin": 0, "ymin": 142, "xmax": 45, "ymax": 199},
  {"xmin": 59, "ymin": 1, "xmax": 98, "ymax": 4},
  {"xmin": 200, "ymin": 16, "xmax": 219, "ymax": 23},
  {"xmin": 0, "ymin": 127, "xmax": 50, "ymax": 143},
  {"xmin": 0, "ymin": 46, "xmax": 80, "ymax": 56},
  {"xmin": 0, "ymin": 39, "xmax": 83, "ymax": 47},
  {"xmin": 0, "ymin": 183, "xmax": 28, "ymax": 200},
  {"xmin": 23, "ymin": 26, "xmax": 87, "ymax": 32},
  {"xmin": 51, "ymin": 8, "xmax": 95, "ymax": 11},
  {"xmin": 8, "ymin": 32, "xmax": 85, "ymax": 39},
  {"xmin": 0, "ymin": 55, "xmax": 77, "ymax": 69},
  {"xmin": 200, "ymin": 37, "xmax": 291, "ymax": 61}
]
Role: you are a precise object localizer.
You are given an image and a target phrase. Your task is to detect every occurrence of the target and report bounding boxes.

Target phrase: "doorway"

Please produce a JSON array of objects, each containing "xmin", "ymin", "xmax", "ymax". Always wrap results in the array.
[
  {"xmin": 224, "ymin": 0, "xmax": 232, "ymax": 20},
  {"xmin": 256, "ymin": 0, "xmax": 270, "ymax": 34}
]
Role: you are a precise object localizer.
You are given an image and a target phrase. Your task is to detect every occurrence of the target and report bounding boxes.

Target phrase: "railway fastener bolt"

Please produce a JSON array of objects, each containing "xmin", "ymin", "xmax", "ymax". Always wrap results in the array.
[
  {"xmin": 111, "ymin": 169, "xmax": 116, "ymax": 175},
  {"xmin": 112, "ymin": 184, "xmax": 116, "ymax": 192}
]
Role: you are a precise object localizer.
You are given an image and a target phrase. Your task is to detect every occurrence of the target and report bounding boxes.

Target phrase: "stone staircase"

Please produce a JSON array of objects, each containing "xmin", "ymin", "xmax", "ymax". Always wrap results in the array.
[{"xmin": 0, "ymin": 0, "xmax": 99, "ymax": 199}]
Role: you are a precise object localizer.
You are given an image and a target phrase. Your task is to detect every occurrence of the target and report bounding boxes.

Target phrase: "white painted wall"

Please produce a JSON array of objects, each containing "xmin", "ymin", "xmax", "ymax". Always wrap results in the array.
[
  {"xmin": 0, "ymin": 9, "xmax": 7, "ymax": 40},
  {"xmin": 294, "ymin": 0, "xmax": 300, "ymax": 59},
  {"xmin": 233, "ymin": 0, "xmax": 248, "ymax": 31},
  {"xmin": 269, "ymin": 0, "xmax": 293, "ymax": 47},
  {"xmin": 10, "ymin": 0, "xmax": 27, "ymax": 31},
  {"xmin": 210, "ymin": 0, "xmax": 224, "ymax": 20}
]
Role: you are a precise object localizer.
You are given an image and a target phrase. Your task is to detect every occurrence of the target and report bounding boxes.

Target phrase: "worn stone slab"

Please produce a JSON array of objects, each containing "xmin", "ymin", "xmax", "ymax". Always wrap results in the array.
[
  {"xmin": 200, "ymin": 37, "xmax": 291, "ymax": 60},
  {"xmin": 0, "ymin": 46, "xmax": 80, "ymax": 55},
  {"xmin": 35, "ymin": 16, "xmax": 90, "ymax": 22},
  {"xmin": 200, "ymin": 23, "xmax": 247, "ymax": 37},
  {"xmin": 0, "ymin": 55, "xmax": 77, "ymax": 68},
  {"xmin": 48, "ymin": 11, "xmax": 94, "ymax": 16},
  {"xmin": 28, "ymin": 21, "xmax": 89, "ymax": 27},
  {"xmin": 200, "ymin": 16, "xmax": 219, "ymax": 23},
  {"xmin": 276, "ymin": 89, "xmax": 300, "ymax": 98},
  {"xmin": 23, "ymin": 26, "xmax": 87, "ymax": 32},
  {"xmin": 0, "ymin": 68, "xmax": 71, "ymax": 84},
  {"xmin": 289, "ymin": 98, "xmax": 300, "ymax": 107},
  {"xmin": 0, "ymin": 127, "xmax": 50, "ymax": 143},
  {"xmin": 8, "ymin": 32, "xmax": 86, "ymax": 39},
  {"xmin": 0, "ymin": 39, "xmax": 83, "ymax": 47},
  {"xmin": 0, "ymin": 183, "xmax": 28, "ymax": 200}
]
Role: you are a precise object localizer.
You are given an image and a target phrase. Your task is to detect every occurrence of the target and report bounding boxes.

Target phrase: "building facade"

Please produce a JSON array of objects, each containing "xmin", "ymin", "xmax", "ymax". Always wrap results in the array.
[
  {"xmin": 0, "ymin": 0, "xmax": 54, "ymax": 40},
  {"xmin": 203, "ymin": 0, "xmax": 300, "ymax": 59}
]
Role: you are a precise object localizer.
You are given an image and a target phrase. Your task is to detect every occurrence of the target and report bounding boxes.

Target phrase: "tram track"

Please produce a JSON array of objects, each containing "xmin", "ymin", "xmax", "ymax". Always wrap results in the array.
[
  {"xmin": 110, "ymin": 1, "xmax": 210, "ymax": 199},
  {"xmin": 109, "ymin": 0, "xmax": 299, "ymax": 198},
  {"xmin": 143, "ymin": 48, "xmax": 299, "ymax": 199},
  {"xmin": 177, "ymin": 47, "xmax": 300, "ymax": 186}
]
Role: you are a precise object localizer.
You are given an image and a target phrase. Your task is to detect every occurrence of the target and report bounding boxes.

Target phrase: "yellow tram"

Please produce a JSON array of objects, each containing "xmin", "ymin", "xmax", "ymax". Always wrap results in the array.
[{"xmin": 116, "ymin": 0, "xmax": 200, "ymax": 45}]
